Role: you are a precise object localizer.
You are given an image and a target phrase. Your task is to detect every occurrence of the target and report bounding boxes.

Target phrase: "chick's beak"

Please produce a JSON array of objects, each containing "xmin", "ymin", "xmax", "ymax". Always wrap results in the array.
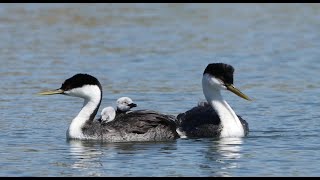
[{"xmin": 129, "ymin": 103, "xmax": 137, "ymax": 108}]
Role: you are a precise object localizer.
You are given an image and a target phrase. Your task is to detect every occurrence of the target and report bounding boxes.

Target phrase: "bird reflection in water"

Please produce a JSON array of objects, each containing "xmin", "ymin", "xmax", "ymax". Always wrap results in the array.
[
  {"xmin": 215, "ymin": 137, "xmax": 243, "ymax": 177},
  {"xmin": 68, "ymin": 140, "xmax": 104, "ymax": 174}
]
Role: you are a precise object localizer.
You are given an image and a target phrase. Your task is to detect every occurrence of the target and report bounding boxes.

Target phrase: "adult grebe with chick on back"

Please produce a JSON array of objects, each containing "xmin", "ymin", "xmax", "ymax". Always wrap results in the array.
[{"xmin": 38, "ymin": 73, "xmax": 179, "ymax": 142}]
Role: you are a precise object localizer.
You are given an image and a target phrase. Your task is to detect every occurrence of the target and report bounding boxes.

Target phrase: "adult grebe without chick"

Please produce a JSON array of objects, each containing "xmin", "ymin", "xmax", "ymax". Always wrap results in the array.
[
  {"xmin": 176, "ymin": 63, "xmax": 251, "ymax": 138},
  {"xmin": 38, "ymin": 73, "xmax": 179, "ymax": 142}
]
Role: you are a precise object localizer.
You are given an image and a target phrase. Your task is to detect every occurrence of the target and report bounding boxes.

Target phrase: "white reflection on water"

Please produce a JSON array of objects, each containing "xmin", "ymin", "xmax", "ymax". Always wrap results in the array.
[
  {"xmin": 68, "ymin": 140, "xmax": 104, "ymax": 172},
  {"xmin": 215, "ymin": 138, "xmax": 243, "ymax": 177},
  {"xmin": 67, "ymin": 140, "xmax": 180, "ymax": 177}
]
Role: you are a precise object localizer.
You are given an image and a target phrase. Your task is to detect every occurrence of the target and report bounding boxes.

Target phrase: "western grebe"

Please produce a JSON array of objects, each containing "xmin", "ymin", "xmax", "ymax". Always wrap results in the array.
[
  {"xmin": 115, "ymin": 97, "xmax": 137, "ymax": 114},
  {"xmin": 99, "ymin": 106, "xmax": 116, "ymax": 123},
  {"xmin": 38, "ymin": 73, "xmax": 179, "ymax": 142},
  {"xmin": 98, "ymin": 97, "xmax": 137, "ymax": 123},
  {"xmin": 176, "ymin": 63, "xmax": 251, "ymax": 138}
]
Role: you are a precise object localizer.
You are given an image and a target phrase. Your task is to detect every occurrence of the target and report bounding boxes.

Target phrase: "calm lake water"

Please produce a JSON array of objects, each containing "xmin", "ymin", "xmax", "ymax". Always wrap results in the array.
[{"xmin": 1, "ymin": 3, "xmax": 320, "ymax": 177}]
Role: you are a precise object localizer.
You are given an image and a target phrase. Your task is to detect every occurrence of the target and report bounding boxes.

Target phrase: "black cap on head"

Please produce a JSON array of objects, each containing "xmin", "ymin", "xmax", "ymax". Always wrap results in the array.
[
  {"xmin": 60, "ymin": 73, "xmax": 102, "ymax": 91},
  {"xmin": 203, "ymin": 63, "xmax": 234, "ymax": 85}
]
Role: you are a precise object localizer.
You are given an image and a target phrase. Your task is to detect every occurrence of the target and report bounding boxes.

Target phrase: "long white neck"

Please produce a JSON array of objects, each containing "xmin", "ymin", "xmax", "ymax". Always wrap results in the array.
[
  {"xmin": 202, "ymin": 75, "xmax": 245, "ymax": 138},
  {"xmin": 67, "ymin": 85, "xmax": 102, "ymax": 139}
]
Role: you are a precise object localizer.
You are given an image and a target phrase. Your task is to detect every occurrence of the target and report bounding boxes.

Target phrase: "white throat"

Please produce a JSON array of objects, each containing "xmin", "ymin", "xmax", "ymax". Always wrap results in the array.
[
  {"xmin": 202, "ymin": 74, "xmax": 245, "ymax": 138},
  {"xmin": 66, "ymin": 85, "xmax": 101, "ymax": 139}
]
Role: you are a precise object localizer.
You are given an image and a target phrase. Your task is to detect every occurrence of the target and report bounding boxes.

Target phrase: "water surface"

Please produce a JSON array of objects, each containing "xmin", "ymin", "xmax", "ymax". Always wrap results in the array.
[{"xmin": 1, "ymin": 3, "xmax": 320, "ymax": 176}]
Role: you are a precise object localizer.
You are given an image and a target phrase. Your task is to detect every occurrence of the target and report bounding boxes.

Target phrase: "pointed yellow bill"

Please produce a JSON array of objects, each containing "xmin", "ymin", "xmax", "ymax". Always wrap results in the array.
[
  {"xmin": 38, "ymin": 89, "xmax": 64, "ymax": 95},
  {"xmin": 226, "ymin": 84, "xmax": 251, "ymax": 101}
]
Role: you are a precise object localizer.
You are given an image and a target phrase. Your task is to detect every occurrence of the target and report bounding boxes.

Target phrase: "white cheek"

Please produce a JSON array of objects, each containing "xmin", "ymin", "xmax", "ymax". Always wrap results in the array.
[
  {"xmin": 118, "ymin": 104, "xmax": 130, "ymax": 111},
  {"xmin": 206, "ymin": 75, "xmax": 226, "ymax": 90},
  {"xmin": 65, "ymin": 85, "xmax": 101, "ymax": 99},
  {"xmin": 63, "ymin": 90, "xmax": 74, "ymax": 96},
  {"xmin": 66, "ymin": 88, "xmax": 84, "ymax": 98}
]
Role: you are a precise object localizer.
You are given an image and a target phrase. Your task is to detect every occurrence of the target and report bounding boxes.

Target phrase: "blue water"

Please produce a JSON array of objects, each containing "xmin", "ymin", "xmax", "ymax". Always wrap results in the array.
[{"xmin": 1, "ymin": 3, "xmax": 320, "ymax": 176}]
